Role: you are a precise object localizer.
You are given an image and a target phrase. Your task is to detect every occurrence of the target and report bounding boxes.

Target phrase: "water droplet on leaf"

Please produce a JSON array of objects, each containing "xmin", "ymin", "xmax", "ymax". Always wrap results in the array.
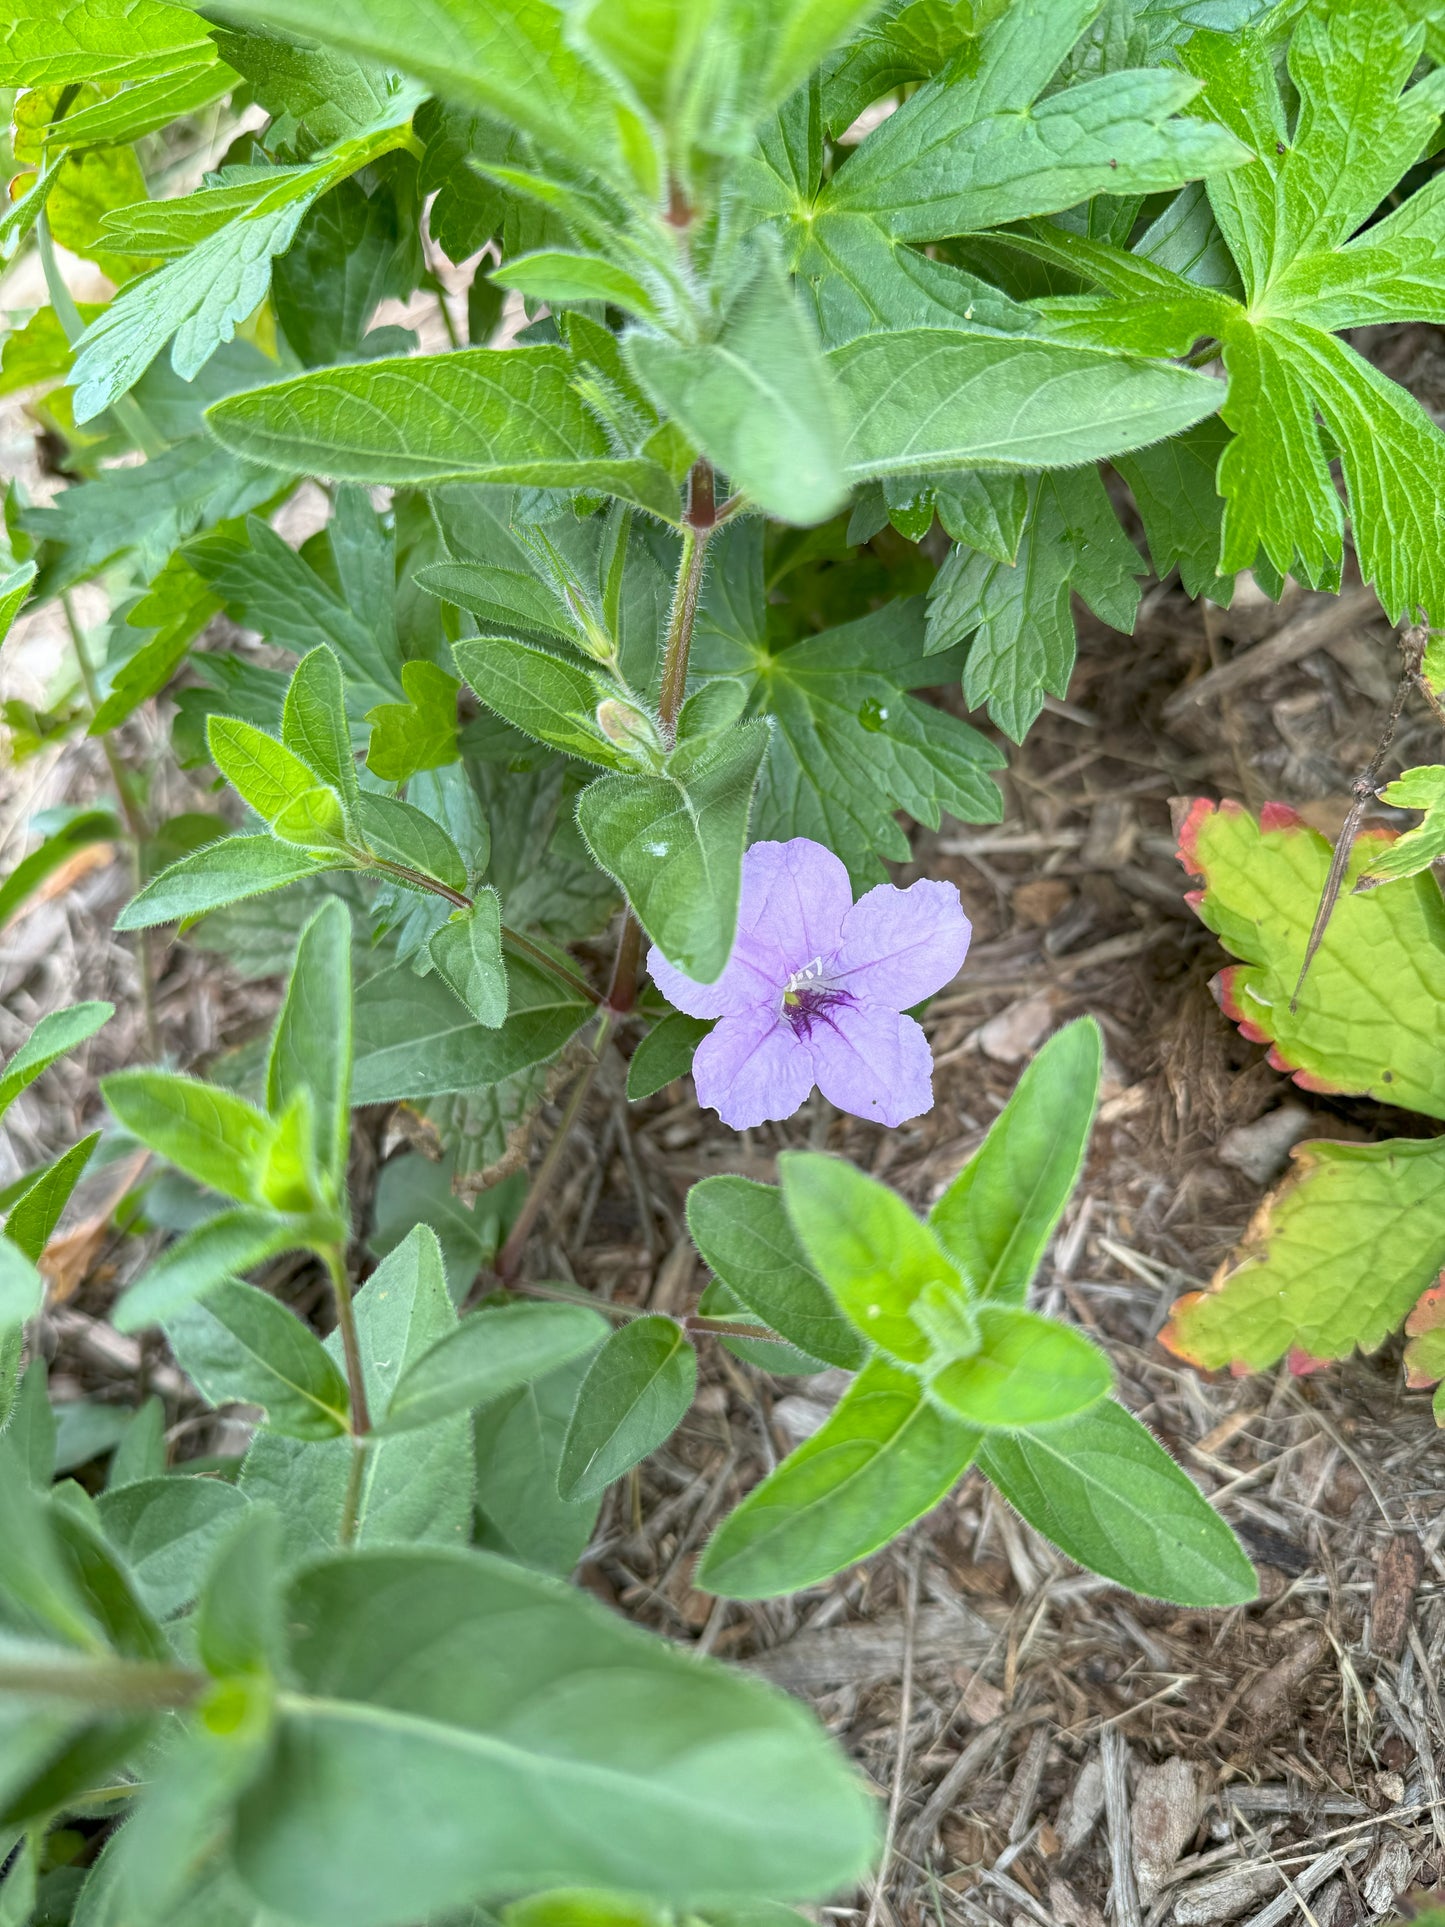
[{"xmin": 858, "ymin": 698, "xmax": 887, "ymax": 733}]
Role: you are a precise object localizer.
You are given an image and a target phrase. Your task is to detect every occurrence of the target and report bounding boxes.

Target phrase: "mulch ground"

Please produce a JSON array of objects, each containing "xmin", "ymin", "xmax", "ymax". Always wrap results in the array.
[{"xmin": 7, "ymin": 339, "xmax": 1445, "ymax": 1927}]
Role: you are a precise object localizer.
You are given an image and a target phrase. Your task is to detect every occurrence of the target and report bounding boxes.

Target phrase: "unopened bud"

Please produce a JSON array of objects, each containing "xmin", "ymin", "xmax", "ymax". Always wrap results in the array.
[
  {"xmin": 562, "ymin": 584, "xmax": 615, "ymax": 664},
  {"xmin": 596, "ymin": 698, "xmax": 661, "ymax": 761}
]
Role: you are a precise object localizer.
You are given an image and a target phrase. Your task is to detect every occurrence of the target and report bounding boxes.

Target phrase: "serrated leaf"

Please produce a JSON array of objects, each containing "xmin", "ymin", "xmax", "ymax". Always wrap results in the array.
[
  {"xmin": 1176, "ymin": 798, "xmax": 1445, "ymax": 1117},
  {"xmin": 166, "ymin": 1278, "xmax": 351, "ymax": 1439},
  {"xmin": 428, "ymin": 893, "xmax": 508, "ymax": 1030},
  {"xmin": 926, "ymin": 465, "xmax": 1146, "ymax": 741},
  {"xmin": 1114, "ymin": 416, "xmax": 1235, "ymax": 604},
  {"xmin": 929, "ymin": 1017, "xmax": 1100, "ymax": 1304},
  {"xmin": 1358, "ymin": 765, "xmax": 1445, "ymax": 885},
  {"xmin": 686, "ymin": 1175, "xmax": 867, "ymax": 1369},
  {"xmin": 114, "ymin": 834, "xmax": 338, "ymax": 931},
  {"xmin": 0, "ymin": 562, "xmax": 35, "ymax": 643},
  {"xmin": 697, "ymin": 1355, "xmax": 980, "ymax": 1598},
  {"xmin": 43, "ymin": 60, "xmax": 237, "ymax": 148},
  {"xmin": 556, "ymin": 1315, "xmax": 696, "ymax": 1500},
  {"xmin": 577, "ymin": 722, "xmax": 769, "ymax": 982},
  {"xmin": 821, "ymin": 0, "xmax": 1249, "ymax": 239},
  {"xmin": 1162, "ymin": 1136, "xmax": 1445, "ymax": 1371},
  {"xmin": 206, "ymin": 349, "xmax": 681, "ymax": 519},
  {"xmin": 352, "ymin": 954, "xmax": 592, "ymax": 1102},
  {"xmin": 0, "ymin": 0, "xmax": 213, "ymax": 85},
  {"xmin": 979, "ymin": 1399, "xmax": 1257, "ymax": 1606}
]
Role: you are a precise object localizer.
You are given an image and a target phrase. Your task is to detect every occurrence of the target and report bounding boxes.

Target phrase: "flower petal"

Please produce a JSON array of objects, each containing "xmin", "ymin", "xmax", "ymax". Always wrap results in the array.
[
  {"xmin": 693, "ymin": 1006, "xmax": 816, "ymax": 1130},
  {"xmin": 834, "ymin": 878, "xmax": 971, "ymax": 1011},
  {"xmin": 808, "ymin": 1004, "xmax": 934, "ymax": 1128},
  {"xmin": 735, "ymin": 838, "xmax": 853, "ymax": 979},
  {"xmin": 647, "ymin": 942, "xmax": 769, "ymax": 1018}
]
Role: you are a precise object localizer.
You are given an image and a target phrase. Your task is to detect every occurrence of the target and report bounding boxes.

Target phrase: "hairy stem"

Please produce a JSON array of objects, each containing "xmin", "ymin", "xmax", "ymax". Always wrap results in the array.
[
  {"xmin": 657, "ymin": 461, "xmax": 717, "ymax": 745},
  {"xmin": 365, "ymin": 857, "xmax": 602, "ymax": 1006},
  {"xmin": 324, "ymin": 1244, "xmax": 372, "ymax": 1442},
  {"xmin": 0, "ymin": 1660, "xmax": 205, "ymax": 1710},
  {"xmin": 495, "ymin": 1011, "xmax": 613, "ymax": 1285},
  {"xmin": 606, "ymin": 912, "xmax": 644, "ymax": 1014},
  {"xmin": 339, "ymin": 1437, "xmax": 369, "ymax": 1549}
]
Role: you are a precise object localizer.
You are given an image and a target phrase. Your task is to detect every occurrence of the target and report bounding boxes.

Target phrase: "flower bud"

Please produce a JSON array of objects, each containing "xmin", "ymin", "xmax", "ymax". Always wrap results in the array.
[{"xmin": 595, "ymin": 698, "xmax": 662, "ymax": 763}]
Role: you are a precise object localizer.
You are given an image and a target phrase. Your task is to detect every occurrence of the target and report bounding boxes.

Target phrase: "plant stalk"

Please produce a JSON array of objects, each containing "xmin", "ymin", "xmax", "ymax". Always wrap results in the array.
[
  {"xmin": 495, "ymin": 1010, "xmax": 613, "ymax": 1284},
  {"xmin": 605, "ymin": 912, "xmax": 644, "ymax": 1013},
  {"xmin": 657, "ymin": 460, "xmax": 717, "ymax": 745},
  {"xmin": 0, "ymin": 1661, "xmax": 204, "ymax": 1710},
  {"xmin": 324, "ymin": 1244, "xmax": 372, "ymax": 1441}
]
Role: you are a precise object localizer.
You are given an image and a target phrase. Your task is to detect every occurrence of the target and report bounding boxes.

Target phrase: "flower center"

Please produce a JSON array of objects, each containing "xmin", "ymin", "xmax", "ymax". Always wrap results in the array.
[{"xmin": 779, "ymin": 957, "xmax": 855, "ymax": 1037}]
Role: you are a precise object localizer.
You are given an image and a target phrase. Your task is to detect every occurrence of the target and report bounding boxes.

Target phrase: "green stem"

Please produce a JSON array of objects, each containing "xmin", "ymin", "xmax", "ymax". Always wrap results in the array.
[
  {"xmin": 495, "ymin": 1010, "xmax": 613, "ymax": 1284},
  {"xmin": 0, "ymin": 1661, "xmax": 204, "ymax": 1710},
  {"xmin": 605, "ymin": 912, "xmax": 644, "ymax": 1014},
  {"xmin": 63, "ymin": 591, "xmax": 161, "ymax": 1059},
  {"xmin": 365, "ymin": 857, "xmax": 602, "ymax": 1006},
  {"xmin": 339, "ymin": 1438, "xmax": 369, "ymax": 1549},
  {"xmin": 324, "ymin": 1244, "xmax": 373, "ymax": 1441},
  {"xmin": 682, "ymin": 1315, "xmax": 777, "ymax": 1341}
]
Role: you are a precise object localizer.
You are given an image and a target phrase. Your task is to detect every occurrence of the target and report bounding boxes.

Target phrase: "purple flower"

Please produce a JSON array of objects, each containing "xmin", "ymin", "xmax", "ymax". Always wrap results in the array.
[{"xmin": 648, "ymin": 837, "xmax": 971, "ymax": 1130}]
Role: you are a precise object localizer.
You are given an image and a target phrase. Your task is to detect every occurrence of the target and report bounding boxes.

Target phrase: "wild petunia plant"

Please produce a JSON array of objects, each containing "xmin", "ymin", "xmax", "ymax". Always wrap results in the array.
[{"xmin": 11, "ymin": 0, "xmax": 1445, "ymax": 1914}]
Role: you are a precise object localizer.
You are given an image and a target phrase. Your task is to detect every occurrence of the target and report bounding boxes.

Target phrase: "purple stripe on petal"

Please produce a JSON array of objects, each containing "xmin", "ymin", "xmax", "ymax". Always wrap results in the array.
[
  {"xmin": 808, "ymin": 1003, "xmax": 934, "ymax": 1127},
  {"xmin": 692, "ymin": 1006, "xmax": 816, "ymax": 1130},
  {"xmin": 833, "ymin": 878, "xmax": 971, "ymax": 1011}
]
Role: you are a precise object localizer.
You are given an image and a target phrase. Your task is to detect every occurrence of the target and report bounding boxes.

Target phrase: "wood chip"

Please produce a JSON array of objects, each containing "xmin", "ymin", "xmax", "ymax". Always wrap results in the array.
[
  {"xmin": 1161, "ymin": 586, "xmax": 1380, "ymax": 717},
  {"xmin": 1170, "ymin": 1864, "xmax": 1281, "ymax": 1926},
  {"xmin": 1130, "ymin": 1757, "xmax": 1206, "ymax": 1904},
  {"xmin": 1368, "ymin": 1533, "xmax": 1424, "ymax": 1658},
  {"xmin": 743, "ymin": 1601, "xmax": 997, "ymax": 1690},
  {"xmin": 1057, "ymin": 1753, "xmax": 1106, "ymax": 1859},
  {"xmin": 1047, "ymin": 1876, "xmax": 1106, "ymax": 1927},
  {"xmin": 1102, "ymin": 1727, "xmax": 1142, "ymax": 1927},
  {"xmin": 998, "ymin": 1725, "xmax": 1053, "ymax": 1844},
  {"xmin": 1362, "ymin": 1836, "xmax": 1414, "ymax": 1913}
]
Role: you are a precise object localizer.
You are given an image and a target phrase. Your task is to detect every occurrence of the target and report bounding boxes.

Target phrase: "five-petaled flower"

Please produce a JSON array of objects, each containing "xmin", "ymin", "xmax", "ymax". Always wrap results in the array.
[{"xmin": 648, "ymin": 838, "xmax": 971, "ymax": 1130}]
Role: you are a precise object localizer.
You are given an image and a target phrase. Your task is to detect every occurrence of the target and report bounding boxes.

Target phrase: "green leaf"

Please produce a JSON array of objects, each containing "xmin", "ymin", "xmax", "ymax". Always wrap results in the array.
[
  {"xmin": 0, "ymin": 1003, "xmax": 112, "ymax": 1123},
  {"xmin": 726, "ymin": 588, "xmax": 1005, "ymax": 875},
  {"xmin": 267, "ymin": 898, "xmax": 353, "ymax": 1184},
  {"xmin": 625, "ymin": 254, "xmax": 846, "ymax": 526},
  {"xmin": 1114, "ymin": 416, "xmax": 1235, "ymax": 605},
  {"xmin": 492, "ymin": 249, "xmax": 659, "ymax": 320},
  {"xmin": 42, "ymin": 60, "xmax": 236, "ymax": 148},
  {"xmin": 95, "ymin": 1477, "xmax": 249, "ymax": 1620},
  {"xmin": 0, "ymin": 562, "xmax": 35, "ymax": 644},
  {"xmin": 451, "ymin": 637, "xmax": 627, "ymax": 771},
  {"xmin": 0, "ymin": 1240, "xmax": 43, "ymax": 1338},
  {"xmin": 352, "ymin": 955, "xmax": 592, "ymax": 1102},
  {"xmin": 831, "ymin": 330, "xmax": 1223, "ymax": 479},
  {"xmin": 282, "ymin": 647, "xmax": 359, "ymax": 808},
  {"xmin": 577, "ymin": 722, "xmax": 769, "ymax": 982},
  {"xmin": 472, "ymin": 1352, "xmax": 601, "ymax": 1575},
  {"xmin": 365, "ymin": 661, "xmax": 461, "ymax": 783},
  {"xmin": 106, "ymin": 1395, "xmax": 166, "ymax": 1489},
  {"xmin": 1163, "ymin": 1135, "xmax": 1445, "ymax": 1372},
  {"xmin": 557, "ymin": 1315, "xmax": 696, "ymax": 1501},
  {"xmin": 979, "ymin": 1400, "xmax": 1257, "ymax": 1607},
  {"xmin": 686, "ymin": 1175, "xmax": 867, "ymax": 1370},
  {"xmin": 821, "ymin": 0, "xmax": 1248, "ymax": 239},
  {"xmin": 114, "ymin": 835, "xmax": 337, "ymax": 931},
  {"xmin": 205, "ymin": 349, "xmax": 681, "ymax": 519},
  {"xmin": 925, "ymin": 465, "xmax": 1145, "ymax": 741},
  {"xmin": 1176, "ymin": 797, "xmax": 1445, "ymax": 1118},
  {"xmin": 0, "ymin": 0, "xmax": 213, "ymax": 85},
  {"xmin": 230, "ymin": 1546, "xmax": 874, "ymax": 1923},
  {"xmin": 101, "ymin": 1070, "xmax": 273, "ymax": 1202},
  {"xmin": 0, "ymin": 809, "xmax": 121, "ymax": 932},
  {"xmin": 928, "ymin": 1306, "xmax": 1110, "ymax": 1427},
  {"xmin": 112, "ymin": 1208, "xmax": 305, "ymax": 1333},
  {"xmin": 352, "ymin": 793, "xmax": 466, "ymax": 891},
  {"xmin": 778, "ymin": 1152, "xmax": 963, "ymax": 1367},
  {"xmin": 381, "ymin": 1301, "xmax": 607, "ymax": 1435},
  {"xmin": 1358, "ymin": 765, "xmax": 1445, "ymax": 885},
  {"xmin": 626, "ymin": 1011, "xmax": 711, "ymax": 1101},
  {"xmin": 929, "ymin": 1017, "xmax": 1100, "ymax": 1304},
  {"xmin": 3, "ymin": 1134, "xmax": 99, "ymax": 1263},
  {"xmin": 371, "ymin": 1151, "xmax": 512, "ymax": 1302},
  {"xmin": 196, "ymin": 1503, "xmax": 283, "ymax": 1679},
  {"xmin": 428, "ymin": 893, "xmax": 508, "ymax": 1031},
  {"xmin": 208, "ymin": 716, "xmax": 335, "ymax": 828},
  {"xmin": 210, "ymin": 0, "xmax": 657, "ymax": 195},
  {"xmin": 166, "ymin": 1279, "xmax": 351, "ymax": 1439},
  {"xmin": 697, "ymin": 1356, "xmax": 980, "ymax": 1599}
]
